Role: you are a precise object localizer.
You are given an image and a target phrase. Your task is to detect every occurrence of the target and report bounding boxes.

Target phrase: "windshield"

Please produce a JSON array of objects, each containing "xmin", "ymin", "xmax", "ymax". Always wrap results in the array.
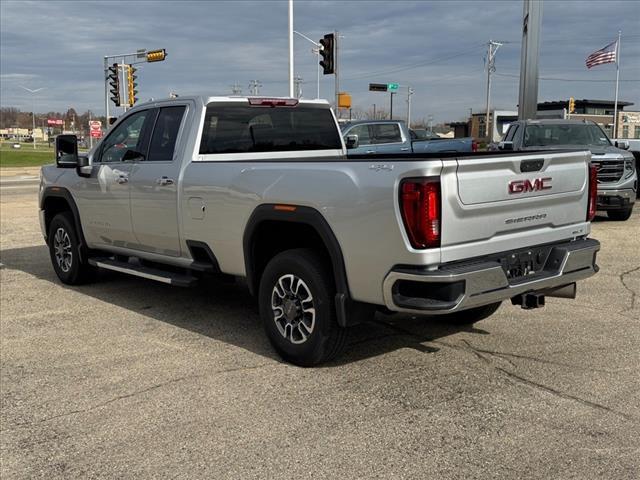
[{"xmin": 523, "ymin": 123, "xmax": 611, "ymax": 147}]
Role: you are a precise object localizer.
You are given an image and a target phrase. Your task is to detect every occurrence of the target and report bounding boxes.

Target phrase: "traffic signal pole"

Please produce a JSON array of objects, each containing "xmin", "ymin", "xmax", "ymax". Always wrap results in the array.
[
  {"xmin": 103, "ymin": 56, "xmax": 109, "ymax": 125},
  {"xmin": 334, "ymin": 30, "xmax": 339, "ymax": 118}
]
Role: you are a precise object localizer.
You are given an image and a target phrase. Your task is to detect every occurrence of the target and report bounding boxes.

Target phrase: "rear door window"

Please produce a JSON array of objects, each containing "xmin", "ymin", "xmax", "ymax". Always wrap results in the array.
[
  {"xmin": 147, "ymin": 106, "xmax": 186, "ymax": 161},
  {"xmin": 199, "ymin": 104, "xmax": 342, "ymax": 154},
  {"xmin": 372, "ymin": 123, "xmax": 402, "ymax": 144}
]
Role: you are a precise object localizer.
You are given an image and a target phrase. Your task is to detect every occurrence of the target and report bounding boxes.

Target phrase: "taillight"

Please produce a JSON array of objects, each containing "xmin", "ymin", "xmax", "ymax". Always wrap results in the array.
[
  {"xmin": 472, "ymin": 140, "xmax": 478, "ymax": 152},
  {"xmin": 400, "ymin": 178, "xmax": 441, "ymax": 249},
  {"xmin": 587, "ymin": 164, "xmax": 598, "ymax": 221}
]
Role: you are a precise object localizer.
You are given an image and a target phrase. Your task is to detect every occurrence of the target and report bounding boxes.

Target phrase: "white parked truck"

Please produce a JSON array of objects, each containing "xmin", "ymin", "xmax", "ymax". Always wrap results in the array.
[{"xmin": 40, "ymin": 96, "xmax": 600, "ymax": 365}]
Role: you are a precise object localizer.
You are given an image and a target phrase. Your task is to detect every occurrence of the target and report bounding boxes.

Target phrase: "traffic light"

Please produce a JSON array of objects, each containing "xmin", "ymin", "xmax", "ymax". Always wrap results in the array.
[
  {"xmin": 127, "ymin": 65, "xmax": 138, "ymax": 106},
  {"xmin": 108, "ymin": 63, "xmax": 120, "ymax": 107},
  {"xmin": 146, "ymin": 49, "xmax": 166, "ymax": 63},
  {"xmin": 319, "ymin": 33, "xmax": 335, "ymax": 75},
  {"xmin": 568, "ymin": 97, "xmax": 576, "ymax": 114}
]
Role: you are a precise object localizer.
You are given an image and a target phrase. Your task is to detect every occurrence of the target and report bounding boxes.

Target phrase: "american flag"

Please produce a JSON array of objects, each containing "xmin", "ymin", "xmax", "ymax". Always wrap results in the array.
[{"xmin": 586, "ymin": 41, "xmax": 617, "ymax": 69}]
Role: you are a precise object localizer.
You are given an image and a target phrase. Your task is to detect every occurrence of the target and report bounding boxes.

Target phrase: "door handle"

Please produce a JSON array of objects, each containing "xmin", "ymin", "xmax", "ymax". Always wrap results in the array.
[
  {"xmin": 156, "ymin": 176, "xmax": 175, "ymax": 186},
  {"xmin": 116, "ymin": 175, "xmax": 128, "ymax": 184},
  {"xmin": 365, "ymin": 150, "xmax": 376, "ymax": 154},
  {"xmin": 400, "ymin": 147, "xmax": 410, "ymax": 151}
]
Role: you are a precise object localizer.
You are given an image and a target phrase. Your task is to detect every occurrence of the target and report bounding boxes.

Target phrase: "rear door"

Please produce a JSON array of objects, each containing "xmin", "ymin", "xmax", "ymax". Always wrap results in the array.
[
  {"xmin": 440, "ymin": 150, "xmax": 591, "ymax": 262},
  {"xmin": 129, "ymin": 105, "xmax": 187, "ymax": 257}
]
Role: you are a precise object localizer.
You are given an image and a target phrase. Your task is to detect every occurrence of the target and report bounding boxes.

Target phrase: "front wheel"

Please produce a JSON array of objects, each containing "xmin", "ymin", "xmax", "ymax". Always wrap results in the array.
[
  {"xmin": 48, "ymin": 212, "xmax": 95, "ymax": 285},
  {"xmin": 607, "ymin": 207, "xmax": 633, "ymax": 221},
  {"xmin": 258, "ymin": 248, "xmax": 348, "ymax": 367}
]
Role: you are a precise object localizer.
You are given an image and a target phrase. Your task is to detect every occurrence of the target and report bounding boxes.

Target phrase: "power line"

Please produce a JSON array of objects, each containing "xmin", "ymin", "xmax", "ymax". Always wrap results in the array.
[
  {"xmin": 494, "ymin": 72, "xmax": 640, "ymax": 82},
  {"xmin": 342, "ymin": 44, "xmax": 487, "ymax": 80}
]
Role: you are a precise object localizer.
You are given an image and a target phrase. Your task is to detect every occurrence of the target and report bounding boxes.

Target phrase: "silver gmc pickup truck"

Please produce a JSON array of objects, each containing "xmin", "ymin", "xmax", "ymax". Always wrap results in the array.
[{"xmin": 40, "ymin": 96, "xmax": 600, "ymax": 366}]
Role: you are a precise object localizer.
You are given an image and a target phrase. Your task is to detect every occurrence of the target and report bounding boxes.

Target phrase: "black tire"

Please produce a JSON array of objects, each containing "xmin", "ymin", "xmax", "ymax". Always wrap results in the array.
[
  {"xmin": 607, "ymin": 207, "xmax": 633, "ymax": 221},
  {"xmin": 48, "ymin": 212, "xmax": 95, "ymax": 285},
  {"xmin": 436, "ymin": 302, "xmax": 501, "ymax": 325},
  {"xmin": 258, "ymin": 248, "xmax": 347, "ymax": 366}
]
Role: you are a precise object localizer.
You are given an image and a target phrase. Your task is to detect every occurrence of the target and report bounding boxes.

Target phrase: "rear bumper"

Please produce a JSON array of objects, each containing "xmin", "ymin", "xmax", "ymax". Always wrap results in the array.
[{"xmin": 382, "ymin": 238, "xmax": 600, "ymax": 315}]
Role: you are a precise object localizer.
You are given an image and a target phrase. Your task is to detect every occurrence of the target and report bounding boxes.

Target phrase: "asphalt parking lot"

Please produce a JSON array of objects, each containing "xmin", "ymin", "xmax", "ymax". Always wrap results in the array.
[{"xmin": 1, "ymin": 180, "xmax": 639, "ymax": 479}]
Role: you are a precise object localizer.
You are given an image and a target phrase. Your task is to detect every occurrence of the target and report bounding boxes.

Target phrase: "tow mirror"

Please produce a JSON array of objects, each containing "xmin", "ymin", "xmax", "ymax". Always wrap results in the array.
[
  {"xmin": 345, "ymin": 134, "xmax": 359, "ymax": 150},
  {"xmin": 55, "ymin": 134, "xmax": 78, "ymax": 168},
  {"xmin": 615, "ymin": 140, "xmax": 629, "ymax": 150},
  {"xmin": 499, "ymin": 141, "xmax": 514, "ymax": 151}
]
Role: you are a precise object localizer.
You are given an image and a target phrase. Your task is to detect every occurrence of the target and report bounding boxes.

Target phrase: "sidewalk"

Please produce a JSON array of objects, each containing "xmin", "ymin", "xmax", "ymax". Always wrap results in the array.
[
  {"xmin": 0, "ymin": 167, "xmax": 41, "ymax": 179},
  {"xmin": 0, "ymin": 167, "xmax": 40, "ymax": 189}
]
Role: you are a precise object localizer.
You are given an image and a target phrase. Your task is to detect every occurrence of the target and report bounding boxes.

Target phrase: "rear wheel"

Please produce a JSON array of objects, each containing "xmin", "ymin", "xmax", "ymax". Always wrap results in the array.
[
  {"xmin": 435, "ymin": 302, "xmax": 501, "ymax": 325},
  {"xmin": 48, "ymin": 212, "xmax": 95, "ymax": 285},
  {"xmin": 607, "ymin": 207, "xmax": 633, "ymax": 221},
  {"xmin": 258, "ymin": 248, "xmax": 347, "ymax": 366}
]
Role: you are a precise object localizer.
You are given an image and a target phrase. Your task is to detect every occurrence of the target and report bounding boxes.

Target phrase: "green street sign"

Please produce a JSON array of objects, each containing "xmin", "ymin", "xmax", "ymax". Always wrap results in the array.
[{"xmin": 387, "ymin": 82, "xmax": 399, "ymax": 92}]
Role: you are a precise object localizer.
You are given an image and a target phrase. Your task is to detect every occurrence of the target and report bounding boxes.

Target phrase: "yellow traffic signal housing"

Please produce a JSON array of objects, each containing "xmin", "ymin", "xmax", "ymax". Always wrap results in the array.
[
  {"xmin": 146, "ymin": 49, "xmax": 167, "ymax": 63},
  {"xmin": 568, "ymin": 97, "xmax": 576, "ymax": 114},
  {"xmin": 338, "ymin": 92, "xmax": 351, "ymax": 109},
  {"xmin": 127, "ymin": 65, "xmax": 138, "ymax": 106}
]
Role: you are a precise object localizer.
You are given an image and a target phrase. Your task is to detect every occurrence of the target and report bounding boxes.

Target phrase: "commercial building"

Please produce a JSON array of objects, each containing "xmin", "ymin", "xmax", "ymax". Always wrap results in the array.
[
  {"xmin": 537, "ymin": 99, "xmax": 634, "ymax": 137},
  {"xmin": 451, "ymin": 99, "xmax": 636, "ymax": 142}
]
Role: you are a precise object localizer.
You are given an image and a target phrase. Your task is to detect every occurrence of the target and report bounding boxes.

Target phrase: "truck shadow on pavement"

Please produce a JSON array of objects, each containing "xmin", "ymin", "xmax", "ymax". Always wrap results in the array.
[{"xmin": 0, "ymin": 244, "xmax": 487, "ymax": 366}]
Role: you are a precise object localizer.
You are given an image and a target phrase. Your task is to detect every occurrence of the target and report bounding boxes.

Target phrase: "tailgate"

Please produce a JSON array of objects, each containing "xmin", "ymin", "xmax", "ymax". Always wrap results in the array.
[{"xmin": 439, "ymin": 150, "xmax": 591, "ymax": 262}]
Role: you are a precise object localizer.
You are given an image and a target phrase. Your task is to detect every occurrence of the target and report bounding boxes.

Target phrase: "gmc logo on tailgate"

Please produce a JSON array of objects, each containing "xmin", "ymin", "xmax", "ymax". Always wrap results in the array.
[{"xmin": 508, "ymin": 177, "xmax": 552, "ymax": 194}]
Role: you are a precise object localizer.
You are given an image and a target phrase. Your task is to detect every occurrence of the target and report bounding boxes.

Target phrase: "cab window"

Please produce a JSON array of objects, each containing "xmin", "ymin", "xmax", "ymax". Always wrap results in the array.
[
  {"xmin": 372, "ymin": 123, "xmax": 402, "ymax": 144},
  {"xmin": 347, "ymin": 124, "xmax": 372, "ymax": 145},
  {"xmin": 147, "ymin": 106, "xmax": 186, "ymax": 161},
  {"xmin": 98, "ymin": 110, "xmax": 151, "ymax": 163},
  {"xmin": 504, "ymin": 124, "xmax": 519, "ymax": 142}
]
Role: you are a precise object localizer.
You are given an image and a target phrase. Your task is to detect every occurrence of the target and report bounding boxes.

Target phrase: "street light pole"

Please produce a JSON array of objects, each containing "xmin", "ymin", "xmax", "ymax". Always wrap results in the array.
[
  {"xmin": 19, "ymin": 86, "xmax": 44, "ymax": 149},
  {"xmin": 293, "ymin": 30, "xmax": 322, "ymax": 99},
  {"xmin": 288, "ymin": 0, "xmax": 294, "ymax": 97}
]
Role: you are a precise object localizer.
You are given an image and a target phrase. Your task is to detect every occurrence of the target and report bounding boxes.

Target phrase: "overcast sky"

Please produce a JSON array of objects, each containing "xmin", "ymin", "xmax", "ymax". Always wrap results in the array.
[{"xmin": 1, "ymin": 0, "xmax": 639, "ymax": 122}]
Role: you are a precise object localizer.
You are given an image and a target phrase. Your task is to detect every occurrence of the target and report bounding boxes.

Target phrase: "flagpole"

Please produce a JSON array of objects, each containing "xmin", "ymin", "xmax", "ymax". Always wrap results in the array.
[{"xmin": 613, "ymin": 30, "xmax": 621, "ymax": 138}]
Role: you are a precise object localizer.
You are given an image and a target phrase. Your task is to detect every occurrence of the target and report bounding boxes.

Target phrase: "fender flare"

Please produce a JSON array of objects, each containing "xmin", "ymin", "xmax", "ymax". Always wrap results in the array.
[
  {"xmin": 243, "ymin": 204, "xmax": 371, "ymax": 327},
  {"xmin": 41, "ymin": 187, "xmax": 89, "ymax": 261}
]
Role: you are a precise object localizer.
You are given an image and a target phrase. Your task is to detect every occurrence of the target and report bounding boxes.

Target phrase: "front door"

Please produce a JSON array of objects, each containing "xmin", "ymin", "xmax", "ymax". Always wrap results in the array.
[
  {"xmin": 343, "ymin": 124, "xmax": 377, "ymax": 155},
  {"xmin": 129, "ymin": 105, "xmax": 187, "ymax": 256},
  {"xmin": 76, "ymin": 109, "xmax": 153, "ymax": 249}
]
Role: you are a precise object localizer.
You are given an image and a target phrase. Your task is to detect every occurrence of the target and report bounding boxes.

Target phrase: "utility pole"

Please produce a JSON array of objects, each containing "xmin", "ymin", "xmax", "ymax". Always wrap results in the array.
[
  {"xmin": 294, "ymin": 75, "xmax": 303, "ymax": 98},
  {"xmin": 230, "ymin": 81, "xmax": 242, "ymax": 95},
  {"xmin": 484, "ymin": 40, "xmax": 503, "ymax": 142},
  {"xmin": 518, "ymin": 0, "xmax": 543, "ymax": 120},
  {"xmin": 249, "ymin": 80, "xmax": 262, "ymax": 95},
  {"xmin": 288, "ymin": 0, "xmax": 294, "ymax": 97},
  {"xmin": 406, "ymin": 87, "xmax": 414, "ymax": 127},
  {"xmin": 334, "ymin": 30, "xmax": 340, "ymax": 118}
]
